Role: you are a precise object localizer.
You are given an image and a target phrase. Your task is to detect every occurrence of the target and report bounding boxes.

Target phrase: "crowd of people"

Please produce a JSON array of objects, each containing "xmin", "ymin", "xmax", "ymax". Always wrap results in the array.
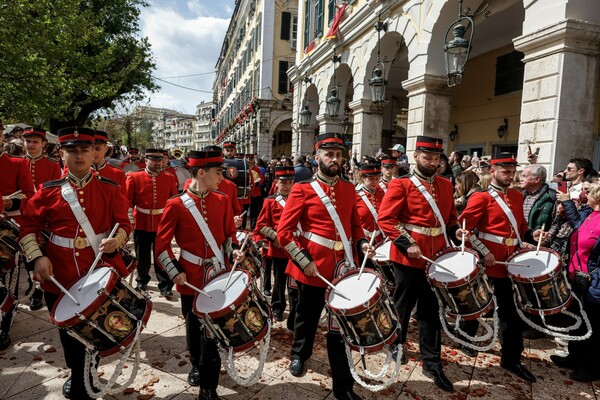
[{"xmin": 1, "ymin": 121, "xmax": 600, "ymax": 400}]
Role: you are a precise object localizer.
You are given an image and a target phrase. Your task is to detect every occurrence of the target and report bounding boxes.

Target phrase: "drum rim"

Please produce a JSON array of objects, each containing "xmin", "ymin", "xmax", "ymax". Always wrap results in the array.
[
  {"xmin": 192, "ymin": 269, "xmax": 252, "ymax": 318},
  {"xmin": 227, "ymin": 314, "xmax": 271, "ymax": 353},
  {"xmin": 345, "ymin": 328, "xmax": 399, "ymax": 354},
  {"xmin": 426, "ymin": 247, "xmax": 481, "ymax": 287},
  {"xmin": 506, "ymin": 247, "xmax": 562, "ymax": 283},
  {"xmin": 444, "ymin": 296, "xmax": 495, "ymax": 321},
  {"xmin": 97, "ymin": 299, "xmax": 153, "ymax": 357},
  {"xmin": 520, "ymin": 293, "xmax": 573, "ymax": 316},
  {"xmin": 50, "ymin": 267, "xmax": 118, "ymax": 327},
  {"xmin": 326, "ymin": 268, "xmax": 384, "ymax": 315}
]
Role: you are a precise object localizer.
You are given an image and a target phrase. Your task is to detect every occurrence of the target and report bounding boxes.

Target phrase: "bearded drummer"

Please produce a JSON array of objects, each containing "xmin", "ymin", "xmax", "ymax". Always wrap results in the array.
[
  {"xmin": 459, "ymin": 153, "xmax": 544, "ymax": 383},
  {"xmin": 378, "ymin": 135, "xmax": 466, "ymax": 393},
  {"xmin": 277, "ymin": 132, "xmax": 374, "ymax": 400},
  {"xmin": 18, "ymin": 126, "xmax": 131, "ymax": 400},
  {"xmin": 155, "ymin": 150, "xmax": 244, "ymax": 399}
]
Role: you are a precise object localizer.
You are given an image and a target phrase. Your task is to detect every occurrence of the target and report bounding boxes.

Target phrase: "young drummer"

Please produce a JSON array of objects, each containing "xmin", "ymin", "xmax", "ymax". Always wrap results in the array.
[
  {"xmin": 18, "ymin": 126, "xmax": 131, "ymax": 399},
  {"xmin": 155, "ymin": 150, "xmax": 244, "ymax": 400},
  {"xmin": 254, "ymin": 166, "xmax": 298, "ymax": 328}
]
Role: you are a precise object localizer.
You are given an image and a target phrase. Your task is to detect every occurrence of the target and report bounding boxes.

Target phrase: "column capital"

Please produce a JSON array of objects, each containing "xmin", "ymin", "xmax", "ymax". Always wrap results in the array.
[
  {"xmin": 402, "ymin": 74, "xmax": 451, "ymax": 97},
  {"xmin": 514, "ymin": 19, "xmax": 600, "ymax": 61},
  {"xmin": 348, "ymin": 99, "xmax": 385, "ymax": 114}
]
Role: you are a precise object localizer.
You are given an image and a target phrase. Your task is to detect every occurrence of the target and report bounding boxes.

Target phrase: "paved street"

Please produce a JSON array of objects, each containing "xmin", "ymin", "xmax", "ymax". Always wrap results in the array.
[{"xmin": 1, "ymin": 275, "xmax": 599, "ymax": 400}]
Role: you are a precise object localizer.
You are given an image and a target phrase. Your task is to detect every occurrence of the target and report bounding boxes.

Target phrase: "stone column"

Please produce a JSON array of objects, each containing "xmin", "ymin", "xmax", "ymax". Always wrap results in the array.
[
  {"xmin": 402, "ymin": 74, "xmax": 452, "ymax": 155},
  {"xmin": 514, "ymin": 19, "xmax": 600, "ymax": 174},
  {"xmin": 316, "ymin": 113, "xmax": 343, "ymax": 135},
  {"xmin": 348, "ymin": 99, "xmax": 384, "ymax": 159},
  {"xmin": 294, "ymin": 127, "xmax": 316, "ymax": 157}
]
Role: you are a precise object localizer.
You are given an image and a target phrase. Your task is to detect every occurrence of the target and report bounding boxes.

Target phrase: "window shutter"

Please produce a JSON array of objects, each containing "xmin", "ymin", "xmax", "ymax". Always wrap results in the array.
[
  {"xmin": 304, "ymin": 0, "xmax": 310, "ymax": 49},
  {"xmin": 281, "ymin": 12, "xmax": 291, "ymax": 40},
  {"xmin": 328, "ymin": 0, "xmax": 335, "ymax": 24},
  {"xmin": 317, "ymin": 0, "xmax": 324, "ymax": 37},
  {"xmin": 278, "ymin": 61, "xmax": 289, "ymax": 94}
]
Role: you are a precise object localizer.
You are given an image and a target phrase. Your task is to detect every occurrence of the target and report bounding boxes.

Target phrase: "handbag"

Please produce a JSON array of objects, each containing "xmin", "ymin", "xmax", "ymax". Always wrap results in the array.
[
  {"xmin": 571, "ymin": 230, "xmax": 592, "ymax": 299},
  {"xmin": 586, "ymin": 268, "xmax": 600, "ymax": 304}
]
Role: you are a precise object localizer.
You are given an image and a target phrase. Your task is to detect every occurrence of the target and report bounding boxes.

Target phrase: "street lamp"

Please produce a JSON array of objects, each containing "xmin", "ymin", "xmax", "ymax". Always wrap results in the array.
[
  {"xmin": 327, "ymin": 87, "xmax": 341, "ymax": 118},
  {"xmin": 443, "ymin": 0, "xmax": 474, "ymax": 87},
  {"xmin": 300, "ymin": 101, "xmax": 312, "ymax": 127},
  {"xmin": 497, "ymin": 118, "xmax": 508, "ymax": 138},
  {"xmin": 449, "ymin": 125, "xmax": 458, "ymax": 142},
  {"xmin": 369, "ymin": 19, "xmax": 388, "ymax": 103}
]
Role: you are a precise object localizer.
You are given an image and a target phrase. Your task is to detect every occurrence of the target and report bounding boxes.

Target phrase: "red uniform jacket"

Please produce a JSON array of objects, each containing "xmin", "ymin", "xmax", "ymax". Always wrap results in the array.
[
  {"xmin": 250, "ymin": 165, "xmax": 264, "ymax": 198},
  {"xmin": 163, "ymin": 166, "xmax": 179, "ymax": 188},
  {"xmin": 355, "ymin": 186, "xmax": 385, "ymax": 240},
  {"xmin": 93, "ymin": 161, "xmax": 126, "ymax": 193},
  {"xmin": 0, "ymin": 152, "xmax": 35, "ymax": 217},
  {"xmin": 119, "ymin": 161, "xmax": 146, "ymax": 170},
  {"xmin": 155, "ymin": 190, "xmax": 237, "ymax": 296},
  {"xmin": 460, "ymin": 187, "xmax": 530, "ymax": 278},
  {"xmin": 25, "ymin": 155, "xmax": 61, "ymax": 190},
  {"xmin": 126, "ymin": 170, "xmax": 178, "ymax": 232},
  {"xmin": 184, "ymin": 178, "xmax": 242, "ymax": 216},
  {"xmin": 18, "ymin": 175, "xmax": 131, "ymax": 294},
  {"xmin": 254, "ymin": 194, "xmax": 288, "ymax": 259},
  {"xmin": 277, "ymin": 175, "xmax": 366, "ymax": 287},
  {"xmin": 378, "ymin": 173, "xmax": 458, "ymax": 270}
]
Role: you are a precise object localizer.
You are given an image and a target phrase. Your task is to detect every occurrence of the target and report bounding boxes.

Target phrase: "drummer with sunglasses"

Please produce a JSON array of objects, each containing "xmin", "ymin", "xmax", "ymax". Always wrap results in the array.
[
  {"xmin": 459, "ymin": 153, "xmax": 545, "ymax": 383},
  {"xmin": 155, "ymin": 150, "xmax": 244, "ymax": 400},
  {"xmin": 18, "ymin": 126, "xmax": 131, "ymax": 400},
  {"xmin": 378, "ymin": 135, "xmax": 465, "ymax": 393}
]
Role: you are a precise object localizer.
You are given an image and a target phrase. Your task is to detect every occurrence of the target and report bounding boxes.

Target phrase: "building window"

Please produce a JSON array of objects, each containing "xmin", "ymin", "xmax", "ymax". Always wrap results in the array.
[
  {"xmin": 278, "ymin": 61, "xmax": 289, "ymax": 94},
  {"xmin": 304, "ymin": 0, "xmax": 324, "ymax": 50},
  {"xmin": 281, "ymin": 12, "xmax": 291, "ymax": 40},
  {"xmin": 495, "ymin": 50, "xmax": 524, "ymax": 96},
  {"xmin": 291, "ymin": 16, "xmax": 298, "ymax": 49},
  {"xmin": 328, "ymin": 0, "xmax": 335, "ymax": 24}
]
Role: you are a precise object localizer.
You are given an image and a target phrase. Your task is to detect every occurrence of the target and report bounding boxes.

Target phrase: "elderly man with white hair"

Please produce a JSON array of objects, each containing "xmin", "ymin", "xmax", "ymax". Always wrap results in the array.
[{"xmin": 519, "ymin": 164, "xmax": 557, "ymax": 232}]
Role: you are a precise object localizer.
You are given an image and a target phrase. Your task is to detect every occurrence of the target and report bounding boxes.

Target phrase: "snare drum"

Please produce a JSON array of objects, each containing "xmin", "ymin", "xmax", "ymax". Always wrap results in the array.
[
  {"xmin": 235, "ymin": 231, "xmax": 262, "ymax": 279},
  {"xmin": 193, "ymin": 269, "xmax": 271, "ymax": 352},
  {"xmin": 506, "ymin": 248, "xmax": 571, "ymax": 315},
  {"xmin": 427, "ymin": 248, "xmax": 493, "ymax": 321},
  {"xmin": 119, "ymin": 244, "xmax": 138, "ymax": 274},
  {"xmin": 50, "ymin": 266, "xmax": 152, "ymax": 357},
  {"xmin": 0, "ymin": 286, "xmax": 16, "ymax": 326},
  {"xmin": 371, "ymin": 241, "xmax": 395, "ymax": 289},
  {"xmin": 0, "ymin": 216, "xmax": 20, "ymax": 273},
  {"xmin": 326, "ymin": 268, "xmax": 399, "ymax": 353}
]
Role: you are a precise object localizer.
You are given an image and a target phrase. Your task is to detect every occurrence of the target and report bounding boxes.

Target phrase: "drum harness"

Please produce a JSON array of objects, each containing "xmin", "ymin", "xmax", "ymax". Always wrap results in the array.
[
  {"xmin": 311, "ymin": 182, "xmax": 404, "ymax": 391},
  {"xmin": 181, "ymin": 192, "xmax": 271, "ymax": 386},
  {"xmin": 61, "ymin": 182, "xmax": 144, "ymax": 397},
  {"xmin": 488, "ymin": 189, "xmax": 592, "ymax": 341}
]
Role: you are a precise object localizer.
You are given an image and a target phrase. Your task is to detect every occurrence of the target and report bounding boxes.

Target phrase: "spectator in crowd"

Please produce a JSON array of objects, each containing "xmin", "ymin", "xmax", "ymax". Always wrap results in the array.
[
  {"xmin": 564, "ymin": 158, "xmax": 594, "ymax": 199},
  {"xmin": 520, "ymin": 164, "xmax": 556, "ymax": 231},
  {"xmin": 450, "ymin": 151, "xmax": 464, "ymax": 177},
  {"xmin": 454, "ymin": 171, "xmax": 481, "ymax": 215}
]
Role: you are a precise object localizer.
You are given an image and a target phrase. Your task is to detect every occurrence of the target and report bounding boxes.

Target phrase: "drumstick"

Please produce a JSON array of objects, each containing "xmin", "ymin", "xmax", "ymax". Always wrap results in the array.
[
  {"xmin": 6, "ymin": 190, "xmax": 22, "ymax": 199},
  {"xmin": 223, "ymin": 232, "xmax": 251, "ymax": 292},
  {"xmin": 49, "ymin": 275, "xmax": 80, "ymax": 306},
  {"xmin": 535, "ymin": 223, "xmax": 545, "ymax": 256},
  {"xmin": 315, "ymin": 271, "xmax": 351, "ymax": 301},
  {"xmin": 495, "ymin": 261, "xmax": 529, "ymax": 267},
  {"xmin": 183, "ymin": 281, "xmax": 212, "ymax": 299},
  {"xmin": 461, "ymin": 219, "xmax": 466, "ymax": 255},
  {"xmin": 358, "ymin": 234, "xmax": 377, "ymax": 280},
  {"xmin": 420, "ymin": 255, "xmax": 457, "ymax": 277},
  {"xmin": 238, "ymin": 210, "xmax": 247, "ymax": 218},
  {"xmin": 78, "ymin": 223, "xmax": 120, "ymax": 290}
]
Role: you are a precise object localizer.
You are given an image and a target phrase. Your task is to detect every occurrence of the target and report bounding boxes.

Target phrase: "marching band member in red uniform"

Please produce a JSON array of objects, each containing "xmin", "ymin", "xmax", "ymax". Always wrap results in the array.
[
  {"xmin": 379, "ymin": 156, "xmax": 398, "ymax": 193},
  {"xmin": 23, "ymin": 127, "xmax": 61, "ymax": 311},
  {"xmin": 91, "ymin": 130, "xmax": 126, "ymax": 191},
  {"xmin": 355, "ymin": 164, "xmax": 385, "ymax": 243},
  {"xmin": 161, "ymin": 149, "xmax": 180, "ymax": 188},
  {"xmin": 0, "ymin": 125, "xmax": 35, "ymax": 350},
  {"xmin": 254, "ymin": 166, "xmax": 297, "ymax": 328},
  {"xmin": 18, "ymin": 126, "xmax": 130, "ymax": 400},
  {"xmin": 155, "ymin": 150, "xmax": 243, "ymax": 399},
  {"xmin": 277, "ymin": 133, "xmax": 373, "ymax": 400},
  {"xmin": 247, "ymin": 154, "xmax": 264, "ymax": 230},
  {"xmin": 378, "ymin": 135, "xmax": 464, "ymax": 393},
  {"xmin": 119, "ymin": 148, "xmax": 145, "ymax": 171},
  {"xmin": 459, "ymin": 153, "xmax": 542, "ymax": 383},
  {"xmin": 126, "ymin": 148, "xmax": 178, "ymax": 296}
]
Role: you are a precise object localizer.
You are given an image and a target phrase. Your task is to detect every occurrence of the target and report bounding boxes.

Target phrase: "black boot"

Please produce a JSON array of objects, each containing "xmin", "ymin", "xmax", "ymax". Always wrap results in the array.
[
  {"xmin": 199, "ymin": 388, "xmax": 222, "ymax": 400},
  {"xmin": 29, "ymin": 288, "xmax": 44, "ymax": 311},
  {"xmin": 62, "ymin": 378, "xmax": 72, "ymax": 399}
]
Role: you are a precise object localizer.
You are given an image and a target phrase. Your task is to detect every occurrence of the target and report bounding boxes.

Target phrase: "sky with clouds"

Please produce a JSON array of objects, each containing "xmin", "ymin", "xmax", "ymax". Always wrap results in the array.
[{"xmin": 139, "ymin": 0, "xmax": 235, "ymax": 114}]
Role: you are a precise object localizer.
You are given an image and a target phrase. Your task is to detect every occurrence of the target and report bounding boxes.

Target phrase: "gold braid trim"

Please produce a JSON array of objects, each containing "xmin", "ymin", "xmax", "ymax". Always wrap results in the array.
[
  {"xmin": 19, "ymin": 233, "xmax": 43, "ymax": 262},
  {"xmin": 259, "ymin": 226, "xmax": 277, "ymax": 241},
  {"xmin": 114, "ymin": 228, "xmax": 128, "ymax": 249},
  {"xmin": 470, "ymin": 236, "xmax": 490, "ymax": 257},
  {"xmin": 284, "ymin": 242, "xmax": 312, "ymax": 269}
]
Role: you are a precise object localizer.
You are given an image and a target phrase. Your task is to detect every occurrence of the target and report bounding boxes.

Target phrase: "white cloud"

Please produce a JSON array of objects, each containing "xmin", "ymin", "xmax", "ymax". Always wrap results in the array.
[{"xmin": 139, "ymin": 3, "xmax": 230, "ymax": 114}]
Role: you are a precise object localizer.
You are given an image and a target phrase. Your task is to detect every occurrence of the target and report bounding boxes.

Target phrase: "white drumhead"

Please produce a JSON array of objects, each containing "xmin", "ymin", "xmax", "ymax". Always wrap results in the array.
[
  {"xmin": 53, "ymin": 267, "xmax": 113, "ymax": 323},
  {"xmin": 195, "ymin": 270, "xmax": 248, "ymax": 314},
  {"xmin": 373, "ymin": 241, "xmax": 391, "ymax": 262},
  {"xmin": 507, "ymin": 250, "xmax": 559, "ymax": 278},
  {"xmin": 236, "ymin": 231, "xmax": 246, "ymax": 243},
  {"xmin": 428, "ymin": 251, "xmax": 477, "ymax": 282},
  {"xmin": 328, "ymin": 271, "xmax": 380, "ymax": 309}
]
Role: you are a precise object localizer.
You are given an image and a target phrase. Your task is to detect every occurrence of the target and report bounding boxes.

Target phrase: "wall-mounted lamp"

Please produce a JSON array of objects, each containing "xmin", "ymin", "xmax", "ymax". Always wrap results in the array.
[
  {"xmin": 443, "ymin": 0, "xmax": 474, "ymax": 87},
  {"xmin": 449, "ymin": 125, "xmax": 458, "ymax": 142},
  {"xmin": 369, "ymin": 17, "xmax": 388, "ymax": 103},
  {"xmin": 299, "ymin": 101, "xmax": 312, "ymax": 127},
  {"xmin": 497, "ymin": 118, "xmax": 508, "ymax": 138},
  {"xmin": 327, "ymin": 54, "xmax": 342, "ymax": 118}
]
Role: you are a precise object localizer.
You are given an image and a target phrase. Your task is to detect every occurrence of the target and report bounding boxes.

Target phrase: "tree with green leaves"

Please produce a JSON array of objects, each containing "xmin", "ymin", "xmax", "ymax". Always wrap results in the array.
[{"xmin": 0, "ymin": 0, "xmax": 158, "ymax": 132}]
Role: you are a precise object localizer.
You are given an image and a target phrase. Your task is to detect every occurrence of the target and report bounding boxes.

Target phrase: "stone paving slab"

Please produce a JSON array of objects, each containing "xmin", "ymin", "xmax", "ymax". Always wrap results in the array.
[{"xmin": 1, "ymin": 275, "xmax": 599, "ymax": 399}]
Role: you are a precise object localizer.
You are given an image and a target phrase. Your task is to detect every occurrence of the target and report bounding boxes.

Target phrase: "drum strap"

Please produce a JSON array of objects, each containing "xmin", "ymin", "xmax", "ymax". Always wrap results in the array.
[
  {"xmin": 487, "ymin": 189, "xmax": 523, "ymax": 247},
  {"xmin": 180, "ymin": 193, "xmax": 226, "ymax": 267},
  {"xmin": 408, "ymin": 175, "xmax": 450, "ymax": 247},
  {"xmin": 357, "ymin": 190, "xmax": 386, "ymax": 239},
  {"xmin": 60, "ymin": 181, "xmax": 100, "ymax": 255},
  {"xmin": 275, "ymin": 194, "xmax": 303, "ymax": 233},
  {"xmin": 309, "ymin": 181, "xmax": 354, "ymax": 266},
  {"xmin": 379, "ymin": 181, "xmax": 388, "ymax": 193}
]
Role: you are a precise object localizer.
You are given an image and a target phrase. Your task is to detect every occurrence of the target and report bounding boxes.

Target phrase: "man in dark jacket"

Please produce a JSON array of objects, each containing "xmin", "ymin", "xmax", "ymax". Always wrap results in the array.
[{"xmin": 520, "ymin": 164, "xmax": 556, "ymax": 231}]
